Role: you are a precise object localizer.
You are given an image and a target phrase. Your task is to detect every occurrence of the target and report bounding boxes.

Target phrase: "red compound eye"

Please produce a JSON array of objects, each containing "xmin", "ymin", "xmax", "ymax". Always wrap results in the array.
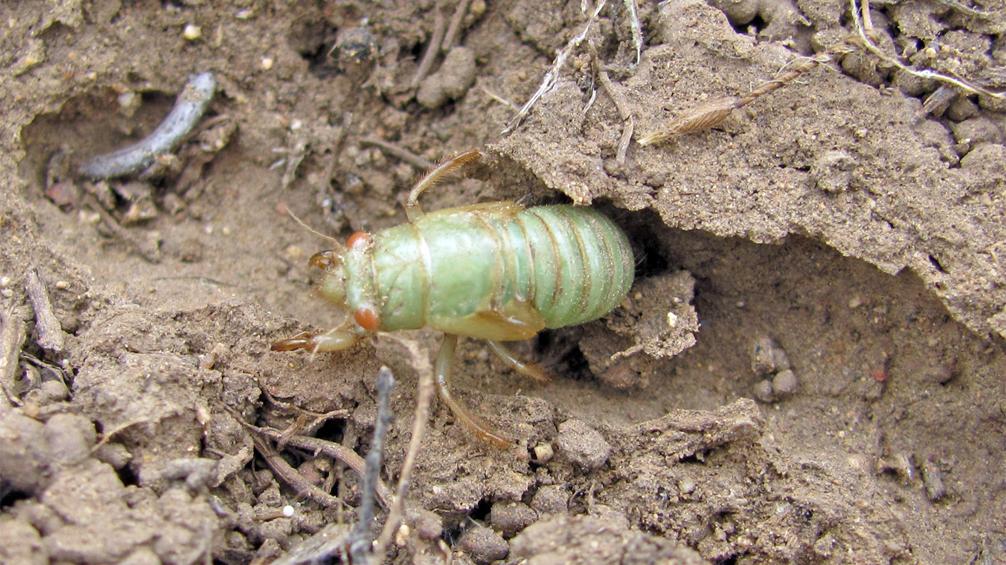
[
  {"xmin": 347, "ymin": 231, "xmax": 370, "ymax": 249},
  {"xmin": 354, "ymin": 306, "xmax": 380, "ymax": 331}
]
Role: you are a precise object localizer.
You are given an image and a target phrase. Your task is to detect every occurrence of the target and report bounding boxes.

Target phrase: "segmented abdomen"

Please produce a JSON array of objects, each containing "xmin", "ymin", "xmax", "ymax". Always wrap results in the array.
[
  {"xmin": 371, "ymin": 204, "xmax": 634, "ymax": 335},
  {"xmin": 507, "ymin": 205, "xmax": 634, "ymax": 328}
]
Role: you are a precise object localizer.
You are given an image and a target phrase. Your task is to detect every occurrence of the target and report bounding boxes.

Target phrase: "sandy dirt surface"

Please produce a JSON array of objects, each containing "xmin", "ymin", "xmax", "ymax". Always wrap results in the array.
[{"xmin": 1, "ymin": 0, "xmax": 1005, "ymax": 563}]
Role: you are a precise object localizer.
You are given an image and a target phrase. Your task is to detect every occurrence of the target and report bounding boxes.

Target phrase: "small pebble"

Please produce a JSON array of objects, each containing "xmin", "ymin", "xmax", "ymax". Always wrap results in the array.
[
  {"xmin": 556, "ymin": 419, "xmax": 611, "ymax": 471},
  {"xmin": 43, "ymin": 413, "xmax": 96, "ymax": 466},
  {"xmin": 408, "ymin": 508, "xmax": 443, "ymax": 541},
  {"xmin": 530, "ymin": 485, "xmax": 568, "ymax": 515},
  {"xmin": 772, "ymin": 369, "xmax": 799, "ymax": 397},
  {"xmin": 752, "ymin": 379, "xmax": 775, "ymax": 403},
  {"xmin": 39, "ymin": 379, "xmax": 69, "ymax": 402},
  {"xmin": 182, "ymin": 24, "xmax": 202, "ymax": 41},
  {"xmin": 260, "ymin": 57, "xmax": 274, "ymax": 71},
  {"xmin": 751, "ymin": 336, "xmax": 784, "ymax": 376},
  {"xmin": 490, "ymin": 502, "xmax": 537, "ymax": 538},
  {"xmin": 94, "ymin": 442, "xmax": 132, "ymax": 469},
  {"xmin": 811, "ymin": 150, "xmax": 856, "ymax": 193},
  {"xmin": 417, "ymin": 46, "xmax": 477, "ymax": 109},
  {"xmin": 458, "ymin": 524, "xmax": 508, "ymax": 564},
  {"xmin": 678, "ymin": 477, "xmax": 696, "ymax": 495},
  {"xmin": 920, "ymin": 460, "xmax": 946, "ymax": 502}
]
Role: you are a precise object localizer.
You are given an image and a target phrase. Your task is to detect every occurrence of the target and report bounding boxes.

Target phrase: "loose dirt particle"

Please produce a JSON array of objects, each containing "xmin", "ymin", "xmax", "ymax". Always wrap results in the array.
[
  {"xmin": 458, "ymin": 524, "xmax": 509, "ymax": 563},
  {"xmin": 490, "ymin": 501, "xmax": 538, "ymax": 538},
  {"xmin": 772, "ymin": 369, "xmax": 798, "ymax": 397},
  {"xmin": 417, "ymin": 47, "xmax": 477, "ymax": 109},
  {"xmin": 556, "ymin": 419, "xmax": 611, "ymax": 471},
  {"xmin": 530, "ymin": 485, "xmax": 569, "ymax": 515}
]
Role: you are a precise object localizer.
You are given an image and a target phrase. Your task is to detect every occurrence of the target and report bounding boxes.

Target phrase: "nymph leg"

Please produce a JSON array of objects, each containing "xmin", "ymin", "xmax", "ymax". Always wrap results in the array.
[
  {"xmin": 270, "ymin": 328, "xmax": 358, "ymax": 353},
  {"xmin": 435, "ymin": 334, "xmax": 512, "ymax": 448},
  {"xmin": 487, "ymin": 341, "xmax": 552, "ymax": 384},
  {"xmin": 405, "ymin": 149, "xmax": 482, "ymax": 221}
]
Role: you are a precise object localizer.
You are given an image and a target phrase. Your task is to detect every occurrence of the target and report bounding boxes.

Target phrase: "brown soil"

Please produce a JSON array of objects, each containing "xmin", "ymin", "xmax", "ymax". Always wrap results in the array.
[{"xmin": 2, "ymin": 0, "xmax": 1005, "ymax": 563}]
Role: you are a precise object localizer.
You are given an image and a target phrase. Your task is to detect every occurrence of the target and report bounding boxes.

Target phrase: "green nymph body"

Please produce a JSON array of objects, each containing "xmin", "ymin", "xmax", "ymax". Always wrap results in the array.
[{"xmin": 337, "ymin": 203, "xmax": 634, "ymax": 341}]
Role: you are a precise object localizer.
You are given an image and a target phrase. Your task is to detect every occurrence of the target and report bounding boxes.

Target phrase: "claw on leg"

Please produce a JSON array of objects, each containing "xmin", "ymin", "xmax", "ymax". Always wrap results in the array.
[
  {"xmin": 487, "ymin": 340, "xmax": 552, "ymax": 384},
  {"xmin": 271, "ymin": 329, "xmax": 358, "ymax": 353},
  {"xmin": 436, "ymin": 334, "xmax": 513, "ymax": 449}
]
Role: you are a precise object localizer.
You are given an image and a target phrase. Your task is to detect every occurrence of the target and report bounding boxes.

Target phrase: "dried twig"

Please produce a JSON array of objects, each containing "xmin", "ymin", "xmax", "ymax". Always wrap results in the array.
[
  {"xmin": 0, "ymin": 303, "xmax": 27, "ymax": 410},
  {"xmin": 253, "ymin": 427, "xmax": 392, "ymax": 508},
  {"xmin": 412, "ymin": 4, "xmax": 446, "ymax": 87},
  {"xmin": 348, "ymin": 366, "xmax": 396, "ymax": 563},
  {"xmin": 441, "ymin": 0, "xmax": 473, "ymax": 52},
  {"xmin": 480, "ymin": 85, "xmax": 521, "ymax": 111},
  {"xmin": 25, "ymin": 269, "xmax": 66, "ymax": 355},
  {"xmin": 589, "ymin": 41, "xmax": 635, "ymax": 163},
  {"xmin": 371, "ymin": 336, "xmax": 436, "ymax": 562},
  {"xmin": 502, "ymin": 0, "xmax": 608, "ymax": 134},
  {"xmin": 360, "ymin": 137, "xmax": 435, "ymax": 170},
  {"xmin": 252, "ymin": 434, "xmax": 348, "ymax": 510}
]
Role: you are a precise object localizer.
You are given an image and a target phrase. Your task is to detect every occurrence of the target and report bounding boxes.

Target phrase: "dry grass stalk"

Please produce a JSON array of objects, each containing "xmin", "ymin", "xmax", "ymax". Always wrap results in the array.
[
  {"xmin": 638, "ymin": 51, "xmax": 836, "ymax": 145},
  {"xmin": 850, "ymin": 0, "xmax": 1004, "ymax": 99},
  {"xmin": 502, "ymin": 0, "xmax": 608, "ymax": 134}
]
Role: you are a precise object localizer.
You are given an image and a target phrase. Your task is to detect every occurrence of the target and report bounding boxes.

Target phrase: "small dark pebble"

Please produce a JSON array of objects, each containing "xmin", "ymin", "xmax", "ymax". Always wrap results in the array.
[
  {"xmin": 530, "ymin": 485, "xmax": 568, "ymax": 515},
  {"xmin": 556, "ymin": 419, "xmax": 611, "ymax": 470},
  {"xmin": 752, "ymin": 379, "xmax": 774, "ymax": 403},
  {"xmin": 489, "ymin": 501, "xmax": 537, "ymax": 538},
  {"xmin": 772, "ymin": 369, "xmax": 798, "ymax": 397},
  {"xmin": 458, "ymin": 524, "xmax": 508, "ymax": 564},
  {"xmin": 408, "ymin": 508, "xmax": 443, "ymax": 541}
]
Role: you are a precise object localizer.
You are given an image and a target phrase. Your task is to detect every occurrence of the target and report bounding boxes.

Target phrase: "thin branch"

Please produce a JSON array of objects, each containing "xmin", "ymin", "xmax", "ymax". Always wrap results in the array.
[
  {"xmin": 348, "ymin": 366, "xmax": 396, "ymax": 563},
  {"xmin": 227, "ymin": 411, "xmax": 392, "ymax": 508},
  {"xmin": 441, "ymin": 0, "xmax": 473, "ymax": 52},
  {"xmin": 360, "ymin": 137, "xmax": 435, "ymax": 170},
  {"xmin": 370, "ymin": 336, "xmax": 436, "ymax": 562},
  {"xmin": 412, "ymin": 5, "xmax": 447, "ymax": 87},
  {"xmin": 256, "ymin": 428, "xmax": 392, "ymax": 508},
  {"xmin": 251, "ymin": 434, "xmax": 348, "ymax": 510}
]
